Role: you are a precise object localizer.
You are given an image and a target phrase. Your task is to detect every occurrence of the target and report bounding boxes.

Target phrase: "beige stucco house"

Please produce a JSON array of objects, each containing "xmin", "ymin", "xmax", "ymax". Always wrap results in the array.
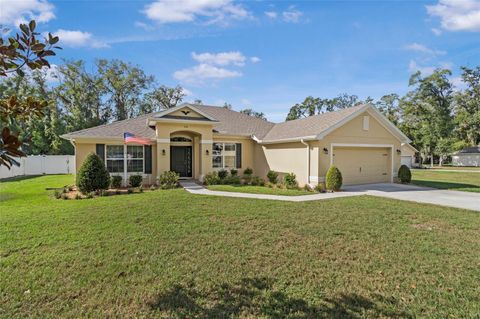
[{"xmin": 62, "ymin": 103, "xmax": 414, "ymax": 186}]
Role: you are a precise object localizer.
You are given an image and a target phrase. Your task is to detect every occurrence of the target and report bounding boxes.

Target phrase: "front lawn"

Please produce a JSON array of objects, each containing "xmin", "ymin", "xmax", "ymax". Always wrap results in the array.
[
  {"xmin": 411, "ymin": 169, "xmax": 480, "ymax": 193},
  {"xmin": 1, "ymin": 175, "xmax": 479, "ymax": 318},
  {"xmin": 207, "ymin": 184, "xmax": 313, "ymax": 196}
]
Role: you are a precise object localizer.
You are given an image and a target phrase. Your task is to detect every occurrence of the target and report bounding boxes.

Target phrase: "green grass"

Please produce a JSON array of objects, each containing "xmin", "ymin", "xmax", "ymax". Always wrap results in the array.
[
  {"xmin": 428, "ymin": 165, "xmax": 480, "ymax": 171},
  {"xmin": 1, "ymin": 175, "xmax": 480, "ymax": 318},
  {"xmin": 207, "ymin": 184, "xmax": 313, "ymax": 196},
  {"xmin": 412, "ymin": 169, "xmax": 480, "ymax": 193}
]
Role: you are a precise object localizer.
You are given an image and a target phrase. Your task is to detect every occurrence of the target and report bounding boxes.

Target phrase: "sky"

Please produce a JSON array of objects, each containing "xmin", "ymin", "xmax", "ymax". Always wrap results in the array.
[{"xmin": 1, "ymin": 0, "xmax": 479, "ymax": 122}]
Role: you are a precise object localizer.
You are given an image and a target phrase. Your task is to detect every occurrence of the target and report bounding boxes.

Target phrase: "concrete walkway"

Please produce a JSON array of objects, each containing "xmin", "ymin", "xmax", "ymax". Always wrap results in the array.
[{"xmin": 179, "ymin": 181, "xmax": 480, "ymax": 211}]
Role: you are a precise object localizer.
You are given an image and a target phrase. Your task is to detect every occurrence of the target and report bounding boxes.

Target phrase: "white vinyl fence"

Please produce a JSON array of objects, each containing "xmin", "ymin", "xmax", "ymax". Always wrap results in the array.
[{"xmin": 0, "ymin": 155, "xmax": 75, "ymax": 179}]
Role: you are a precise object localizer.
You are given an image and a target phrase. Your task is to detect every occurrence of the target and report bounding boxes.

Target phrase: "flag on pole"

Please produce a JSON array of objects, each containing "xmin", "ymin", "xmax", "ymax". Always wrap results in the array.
[{"xmin": 123, "ymin": 132, "xmax": 150, "ymax": 145}]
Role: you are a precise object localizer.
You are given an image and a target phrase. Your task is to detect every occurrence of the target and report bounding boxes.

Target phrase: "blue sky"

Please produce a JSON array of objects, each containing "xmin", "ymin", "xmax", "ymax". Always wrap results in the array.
[{"xmin": 1, "ymin": 0, "xmax": 479, "ymax": 122}]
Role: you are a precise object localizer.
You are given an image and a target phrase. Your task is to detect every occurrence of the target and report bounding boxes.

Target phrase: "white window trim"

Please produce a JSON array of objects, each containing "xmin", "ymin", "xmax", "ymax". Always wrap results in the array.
[
  {"xmin": 212, "ymin": 142, "xmax": 237, "ymax": 169},
  {"xmin": 105, "ymin": 145, "xmax": 147, "ymax": 186},
  {"xmin": 106, "ymin": 145, "xmax": 125, "ymax": 174},
  {"xmin": 126, "ymin": 145, "xmax": 145, "ymax": 174}
]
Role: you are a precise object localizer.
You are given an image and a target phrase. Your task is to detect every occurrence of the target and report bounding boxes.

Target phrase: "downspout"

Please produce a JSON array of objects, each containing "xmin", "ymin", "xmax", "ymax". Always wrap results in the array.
[{"xmin": 300, "ymin": 139, "xmax": 310, "ymax": 185}]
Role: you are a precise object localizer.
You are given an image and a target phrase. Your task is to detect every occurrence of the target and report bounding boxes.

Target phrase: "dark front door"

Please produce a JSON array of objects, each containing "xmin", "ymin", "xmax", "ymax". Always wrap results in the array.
[{"xmin": 170, "ymin": 146, "xmax": 192, "ymax": 177}]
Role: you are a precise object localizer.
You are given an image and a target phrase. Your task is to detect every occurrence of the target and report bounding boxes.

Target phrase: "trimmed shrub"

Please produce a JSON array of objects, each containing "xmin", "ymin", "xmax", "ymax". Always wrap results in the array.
[
  {"xmin": 53, "ymin": 189, "xmax": 62, "ymax": 199},
  {"xmin": 284, "ymin": 173, "xmax": 298, "ymax": 189},
  {"xmin": 99, "ymin": 189, "xmax": 109, "ymax": 196},
  {"xmin": 224, "ymin": 175, "xmax": 241, "ymax": 185},
  {"xmin": 87, "ymin": 192, "xmax": 95, "ymax": 199},
  {"xmin": 159, "ymin": 171, "xmax": 179, "ymax": 189},
  {"xmin": 315, "ymin": 183, "xmax": 326, "ymax": 193},
  {"xmin": 76, "ymin": 153, "xmax": 110, "ymax": 194},
  {"xmin": 218, "ymin": 169, "xmax": 228, "ymax": 180},
  {"xmin": 204, "ymin": 171, "xmax": 220, "ymax": 185},
  {"xmin": 110, "ymin": 175, "xmax": 122, "ymax": 188},
  {"xmin": 243, "ymin": 167, "xmax": 253, "ymax": 176},
  {"xmin": 266, "ymin": 170, "xmax": 278, "ymax": 184},
  {"xmin": 230, "ymin": 168, "xmax": 238, "ymax": 176},
  {"xmin": 251, "ymin": 176, "xmax": 265, "ymax": 186},
  {"xmin": 129, "ymin": 175, "xmax": 143, "ymax": 188},
  {"xmin": 398, "ymin": 165, "xmax": 412, "ymax": 183},
  {"xmin": 326, "ymin": 166, "xmax": 343, "ymax": 191}
]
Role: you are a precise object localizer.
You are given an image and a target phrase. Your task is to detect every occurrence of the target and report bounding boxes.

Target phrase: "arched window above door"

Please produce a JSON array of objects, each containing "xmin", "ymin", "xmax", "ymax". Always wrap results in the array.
[{"xmin": 171, "ymin": 136, "xmax": 192, "ymax": 142}]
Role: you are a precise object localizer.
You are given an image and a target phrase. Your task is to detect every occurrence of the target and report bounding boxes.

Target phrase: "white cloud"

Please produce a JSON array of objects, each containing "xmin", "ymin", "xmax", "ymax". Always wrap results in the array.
[
  {"xmin": 173, "ymin": 63, "xmax": 241, "ymax": 84},
  {"xmin": 250, "ymin": 56, "xmax": 261, "ymax": 63},
  {"xmin": 264, "ymin": 11, "xmax": 277, "ymax": 19},
  {"xmin": 405, "ymin": 42, "xmax": 446, "ymax": 56},
  {"xmin": 53, "ymin": 29, "xmax": 108, "ymax": 48},
  {"xmin": 282, "ymin": 6, "xmax": 302, "ymax": 23},
  {"xmin": 427, "ymin": 0, "xmax": 480, "ymax": 32},
  {"xmin": 192, "ymin": 51, "xmax": 246, "ymax": 66},
  {"xmin": 181, "ymin": 87, "xmax": 193, "ymax": 96},
  {"xmin": 431, "ymin": 28, "xmax": 442, "ymax": 36},
  {"xmin": 408, "ymin": 60, "xmax": 453, "ymax": 76},
  {"xmin": 134, "ymin": 21, "xmax": 155, "ymax": 31},
  {"xmin": 143, "ymin": 0, "xmax": 250, "ymax": 25},
  {"xmin": 0, "ymin": 0, "xmax": 55, "ymax": 25}
]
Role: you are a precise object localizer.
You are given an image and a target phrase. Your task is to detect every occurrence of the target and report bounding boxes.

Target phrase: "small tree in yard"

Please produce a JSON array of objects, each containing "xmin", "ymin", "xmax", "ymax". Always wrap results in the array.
[
  {"xmin": 76, "ymin": 153, "xmax": 110, "ymax": 194},
  {"xmin": 326, "ymin": 166, "xmax": 342, "ymax": 191},
  {"xmin": 398, "ymin": 165, "xmax": 412, "ymax": 184}
]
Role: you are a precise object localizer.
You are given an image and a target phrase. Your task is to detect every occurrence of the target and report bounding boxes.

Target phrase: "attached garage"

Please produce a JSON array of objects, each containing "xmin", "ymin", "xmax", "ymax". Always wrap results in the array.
[{"xmin": 332, "ymin": 145, "xmax": 392, "ymax": 185}]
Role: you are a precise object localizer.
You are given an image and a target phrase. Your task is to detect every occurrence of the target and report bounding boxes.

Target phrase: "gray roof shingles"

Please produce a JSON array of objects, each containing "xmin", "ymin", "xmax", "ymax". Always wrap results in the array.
[{"xmin": 62, "ymin": 103, "xmax": 367, "ymax": 142}]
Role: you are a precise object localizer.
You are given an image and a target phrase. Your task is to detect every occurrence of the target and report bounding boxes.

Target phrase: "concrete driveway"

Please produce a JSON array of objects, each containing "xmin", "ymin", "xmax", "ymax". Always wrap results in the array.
[{"xmin": 343, "ymin": 183, "xmax": 480, "ymax": 212}]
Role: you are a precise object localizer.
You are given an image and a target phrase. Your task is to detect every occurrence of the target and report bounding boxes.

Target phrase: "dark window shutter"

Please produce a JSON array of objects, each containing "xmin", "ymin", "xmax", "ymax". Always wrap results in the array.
[
  {"xmin": 144, "ymin": 145, "xmax": 152, "ymax": 174},
  {"xmin": 96, "ymin": 144, "xmax": 105, "ymax": 162},
  {"xmin": 235, "ymin": 143, "xmax": 242, "ymax": 168}
]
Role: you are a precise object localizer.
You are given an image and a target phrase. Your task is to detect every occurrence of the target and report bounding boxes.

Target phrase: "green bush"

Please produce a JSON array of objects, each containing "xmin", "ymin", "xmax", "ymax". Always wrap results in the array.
[
  {"xmin": 326, "ymin": 166, "xmax": 343, "ymax": 191},
  {"xmin": 218, "ymin": 169, "xmax": 228, "ymax": 180},
  {"xmin": 110, "ymin": 175, "xmax": 122, "ymax": 188},
  {"xmin": 129, "ymin": 175, "xmax": 143, "ymax": 188},
  {"xmin": 266, "ymin": 170, "xmax": 278, "ymax": 184},
  {"xmin": 204, "ymin": 171, "xmax": 220, "ymax": 185},
  {"xmin": 86, "ymin": 192, "xmax": 95, "ymax": 199},
  {"xmin": 53, "ymin": 189, "xmax": 62, "ymax": 199},
  {"xmin": 315, "ymin": 183, "xmax": 326, "ymax": 193},
  {"xmin": 99, "ymin": 189, "xmax": 109, "ymax": 197},
  {"xmin": 251, "ymin": 176, "xmax": 265, "ymax": 186},
  {"xmin": 284, "ymin": 173, "xmax": 298, "ymax": 189},
  {"xmin": 76, "ymin": 153, "xmax": 110, "ymax": 194},
  {"xmin": 398, "ymin": 165, "xmax": 412, "ymax": 183},
  {"xmin": 159, "ymin": 171, "xmax": 179, "ymax": 189},
  {"xmin": 224, "ymin": 175, "xmax": 241, "ymax": 185},
  {"xmin": 127, "ymin": 188, "xmax": 133, "ymax": 194},
  {"xmin": 230, "ymin": 169, "xmax": 238, "ymax": 176},
  {"xmin": 243, "ymin": 167, "xmax": 253, "ymax": 176},
  {"xmin": 61, "ymin": 193, "xmax": 69, "ymax": 200},
  {"xmin": 75, "ymin": 193, "xmax": 82, "ymax": 200}
]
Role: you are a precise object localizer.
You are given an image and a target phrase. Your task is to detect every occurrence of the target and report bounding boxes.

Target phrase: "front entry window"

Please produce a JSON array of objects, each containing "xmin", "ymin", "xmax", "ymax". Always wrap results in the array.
[
  {"xmin": 212, "ymin": 143, "xmax": 236, "ymax": 169},
  {"xmin": 127, "ymin": 146, "xmax": 144, "ymax": 173},
  {"xmin": 106, "ymin": 145, "xmax": 124, "ymax": 173}
]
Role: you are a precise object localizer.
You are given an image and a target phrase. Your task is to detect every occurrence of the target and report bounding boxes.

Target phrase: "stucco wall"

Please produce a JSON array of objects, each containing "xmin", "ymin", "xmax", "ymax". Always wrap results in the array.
[
  {"xmin": 317, "ymin": 111, "xmax": 402, "ymax": 182},
  {"xmin": 73, "ymin": 140, "xmax": 157, "ymax": 185}
]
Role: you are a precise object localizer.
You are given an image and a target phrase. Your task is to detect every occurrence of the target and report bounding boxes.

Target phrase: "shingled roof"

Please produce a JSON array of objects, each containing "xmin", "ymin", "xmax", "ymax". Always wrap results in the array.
[{"xmin": 62, "ymin": 103, "xmax": 408, "ymax": 143}]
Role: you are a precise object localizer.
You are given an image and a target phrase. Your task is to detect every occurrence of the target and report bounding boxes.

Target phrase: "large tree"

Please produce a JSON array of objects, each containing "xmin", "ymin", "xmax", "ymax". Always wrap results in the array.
[
  {"xmin": 401, "ymin": 69, "xmax": 454, "ymax": 166},
  {"xmin": 376, "ymin": 93, "xmax": 401, "ymax": 125},
  {"xmin": 139, "ymin": 85, "xmax": 185, "ymax": 114},
  {"xmin": 96, "ymin": 59, "xmax": 153, "ymax": 120},
  {"xmin": 240, "ymin": 108, "xmax": 267, "ymax": 120},
  {"xmin": 454, "ymin": 66, "xmax": 480, "ymax": 146}
]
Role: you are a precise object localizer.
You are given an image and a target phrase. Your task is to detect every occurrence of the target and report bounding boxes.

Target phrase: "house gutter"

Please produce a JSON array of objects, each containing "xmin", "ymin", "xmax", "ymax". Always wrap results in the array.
[{"xmin": 300, "ymin": 138, "xmax": 310, "ymax": 185}]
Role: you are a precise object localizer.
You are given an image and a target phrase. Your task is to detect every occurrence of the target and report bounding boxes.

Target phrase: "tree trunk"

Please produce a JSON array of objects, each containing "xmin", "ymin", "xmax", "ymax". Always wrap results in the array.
[
  {"xmin": 431, "ymin": 154, "xmax": 434, "ymax": 168},
  {"xmin": 439, "ymin": 156, "xmax": 443, "ymax": 167}
]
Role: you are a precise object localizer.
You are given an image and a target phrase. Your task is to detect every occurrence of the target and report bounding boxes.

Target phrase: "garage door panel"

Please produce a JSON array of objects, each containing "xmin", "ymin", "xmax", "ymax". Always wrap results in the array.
[{"xmin": 333, "ymin": 147, "xmax": 390, "ymax": 185}]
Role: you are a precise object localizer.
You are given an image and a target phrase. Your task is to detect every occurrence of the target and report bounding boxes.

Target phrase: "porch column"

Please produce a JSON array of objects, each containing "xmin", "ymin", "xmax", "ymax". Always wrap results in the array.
[
  {"xmin": 200, "ymin": 136, "xmax": 213, "ymax": 181},
  {"xmin": 156, "ymin": 138, "xmax": 170, "ymax": 182}
]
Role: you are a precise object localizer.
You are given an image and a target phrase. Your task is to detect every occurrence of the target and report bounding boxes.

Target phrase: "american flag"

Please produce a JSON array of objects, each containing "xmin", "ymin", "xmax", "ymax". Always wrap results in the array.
[{"xmin": 123, "ymin": 132, "xmax": 150, "ymax": 145}]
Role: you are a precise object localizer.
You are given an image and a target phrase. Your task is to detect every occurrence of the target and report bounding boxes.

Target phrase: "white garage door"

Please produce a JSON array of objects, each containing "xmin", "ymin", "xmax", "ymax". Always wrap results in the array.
[
  {"xmin": 333, "ymin": 147, "xmax": 390, "ymax": 185},
  {"xmin": 401, "ymin": 156, "xmax": 412, "ymax": 168}
]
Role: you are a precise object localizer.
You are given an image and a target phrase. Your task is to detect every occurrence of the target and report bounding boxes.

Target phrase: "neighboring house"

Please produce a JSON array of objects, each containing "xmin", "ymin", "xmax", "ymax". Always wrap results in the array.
[
  {"xmin": 61, "ymin": 103, "xmax": 414, "ymax": 186},
  {"xmin": 400, "ymin": 143, "xmax": 419, "ymax": 168},
  {"xmin": 452, "ymin": 146, "xmax": 480, "ymax": 167}
]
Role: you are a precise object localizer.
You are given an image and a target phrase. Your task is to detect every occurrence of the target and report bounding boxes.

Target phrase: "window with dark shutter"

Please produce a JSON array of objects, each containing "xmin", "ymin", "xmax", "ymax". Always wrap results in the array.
[
  {"xmin": 96, "ymin": 144, "xmax": 105, "ymax": 162},
  {"xmin": 235, "ymin": 143, "xmax": 242, "ymax": 168},
  {"xmin": 144, "ymin": 145, "xmax": 152, "ymax": 174}
]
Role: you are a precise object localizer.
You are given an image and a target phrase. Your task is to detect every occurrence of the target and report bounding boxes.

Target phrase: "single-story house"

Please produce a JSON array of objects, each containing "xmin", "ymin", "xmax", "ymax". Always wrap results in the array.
[
  {"xmin": 400, "ymin": 143, "xmax": 419, "ymax": 168},
  {"xmin": 61, "ymin": 103, "xmax": 414, "ymax": 186},
  {"xmin": 452, "ymin": 146, "xmax": 480, "ymax": 167}
]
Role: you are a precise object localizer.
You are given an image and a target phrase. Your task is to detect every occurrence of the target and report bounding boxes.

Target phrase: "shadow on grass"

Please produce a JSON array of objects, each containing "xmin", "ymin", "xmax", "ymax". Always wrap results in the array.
[
  {"xmin": 149, "ymin": 277, "xmax": 412, "ymax": 318},
  {"xmin": 0, "ymin": 175, "xmax": 43, "ymax": 183},
  {"xmin": 412, "ymin": 180, "xmax": 479, "ymax": 191}
]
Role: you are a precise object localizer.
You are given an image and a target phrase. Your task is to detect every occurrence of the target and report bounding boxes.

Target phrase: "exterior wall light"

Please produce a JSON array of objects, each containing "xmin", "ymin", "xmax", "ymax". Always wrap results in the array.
[
  {"xmin": 396, "ymin": 149, "xmax": 401, "ymax": 154},
  {"xmin": 323, "ymin": 148, "xmax": 329, "ymax": 154},
  {"xmin": 205, "ymin": 149, "xmax": 209, "ymax": 156},
  {"xmin": 162, "ymin": 149, "xmax": 166, "ymax": 156}
]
